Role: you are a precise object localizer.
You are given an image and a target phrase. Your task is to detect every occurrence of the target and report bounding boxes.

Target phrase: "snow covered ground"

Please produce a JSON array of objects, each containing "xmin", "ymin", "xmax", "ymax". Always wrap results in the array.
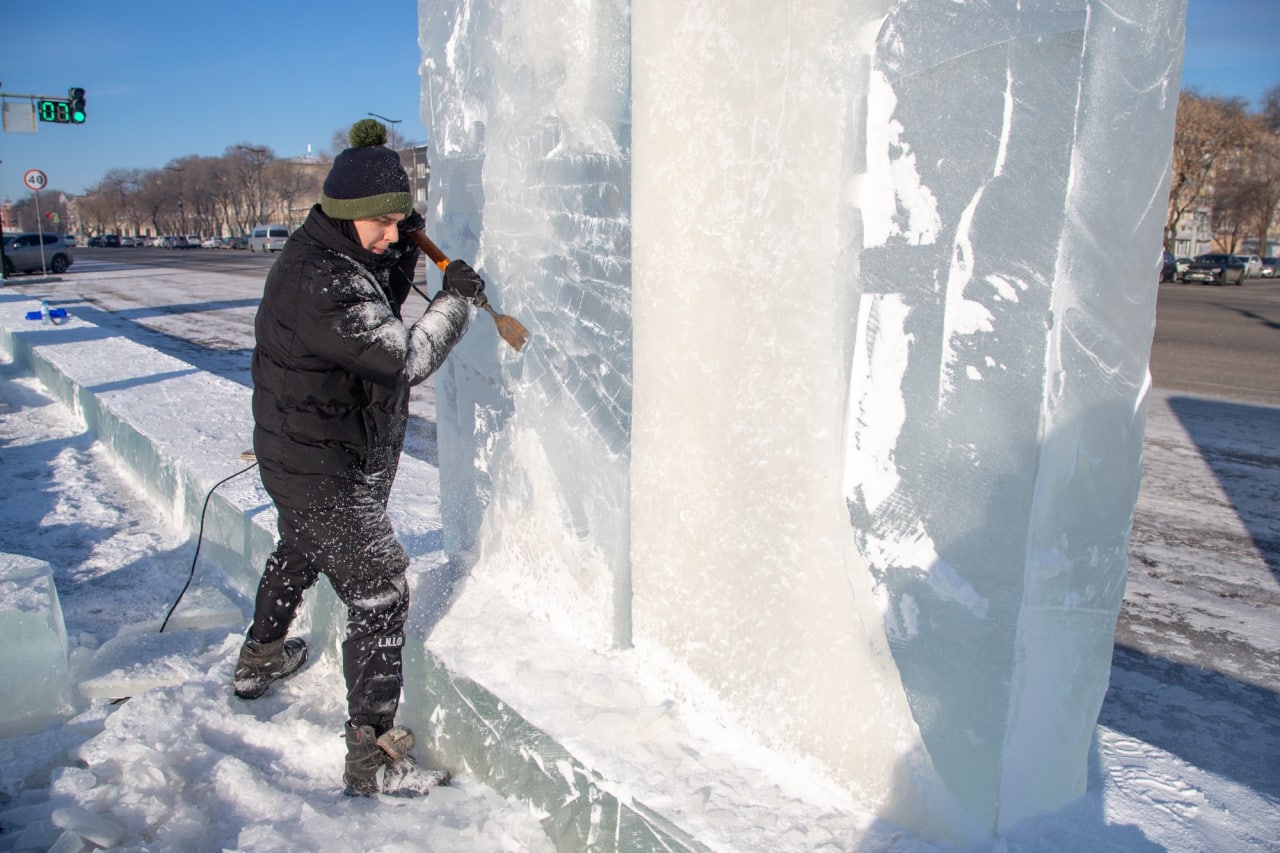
[{"xmin": 0, "ymin": 266, "xmax": 1278, "ymax": 851}]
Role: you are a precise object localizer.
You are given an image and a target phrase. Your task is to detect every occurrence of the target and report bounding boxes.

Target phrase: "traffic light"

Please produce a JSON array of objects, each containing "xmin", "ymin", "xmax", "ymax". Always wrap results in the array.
[
  {"xmin": 68, "ymin": 87, "xmax": 86, "ymax": 123},
  {"xmin": 34, "ymin": 88, "xmax": 86, "ymax": 124}
]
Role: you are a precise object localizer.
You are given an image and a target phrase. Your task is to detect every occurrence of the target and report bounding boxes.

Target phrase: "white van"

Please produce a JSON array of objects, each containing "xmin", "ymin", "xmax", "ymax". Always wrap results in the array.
[{"xmin": 249, "ymin": 224, "xmax": 290, "ymax": 253}]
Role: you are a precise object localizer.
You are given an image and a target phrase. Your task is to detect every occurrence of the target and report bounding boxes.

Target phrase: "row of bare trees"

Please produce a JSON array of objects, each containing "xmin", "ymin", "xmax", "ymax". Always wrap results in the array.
[
  {"xmin": 11, "ymin": 92, "xmax": 1279, "ymax": 252},
  {"xmin": 5, "ymin": 124, "xmax": 404, "ymax": 238},
  {"xmin": 7, "ymin": 143, "xmax": 330, "ymax": 239},
  {"xmin": 1166, "ymin": 84, "xmax": 1280, "ymax": 255}
]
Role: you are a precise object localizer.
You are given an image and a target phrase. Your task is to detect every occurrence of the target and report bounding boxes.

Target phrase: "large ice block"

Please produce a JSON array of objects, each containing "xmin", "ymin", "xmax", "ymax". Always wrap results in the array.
[
  {"xmin": 846, "ymin": 0, "xmax": 1185, "ymax": 830},
  {"xmin": 424, "ymin": 0, "xmax": 1185, "ymax": 839},
  {"xmin": 0, "ymin": 553, "xmax": 75, "ymax": 738}
]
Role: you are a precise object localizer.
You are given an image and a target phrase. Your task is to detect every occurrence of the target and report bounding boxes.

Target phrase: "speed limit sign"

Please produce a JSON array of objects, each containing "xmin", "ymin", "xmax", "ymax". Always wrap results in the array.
[{"xmin": 23, "ymin": 169, "xmax": 48, "ymax": 191}]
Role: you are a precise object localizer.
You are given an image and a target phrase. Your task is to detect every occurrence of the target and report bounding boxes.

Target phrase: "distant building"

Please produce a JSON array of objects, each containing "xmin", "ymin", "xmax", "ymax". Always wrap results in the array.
[
  {"xmin": 1, "ymin": 198, "xmax": 19, "ymax": 233},
  {"xmin": 398, "ymin": 143, "xmax": 431, "ymax": 209}
]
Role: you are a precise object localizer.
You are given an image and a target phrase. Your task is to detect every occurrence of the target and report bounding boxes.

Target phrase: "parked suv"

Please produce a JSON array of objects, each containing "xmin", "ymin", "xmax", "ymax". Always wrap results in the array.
[
  {"xmin": 2, "ymin": 232, "xmax": 75, "ymax": 276},
  {"xmin": 249, "ymin": 224, "xmax": 290, "ymax": 253}
]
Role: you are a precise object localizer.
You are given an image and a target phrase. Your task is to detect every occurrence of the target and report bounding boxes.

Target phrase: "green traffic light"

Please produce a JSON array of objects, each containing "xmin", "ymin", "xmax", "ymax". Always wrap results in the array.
[{"xmin": 68, "ymin": 87, "xmax": 86, "ymax": 124}]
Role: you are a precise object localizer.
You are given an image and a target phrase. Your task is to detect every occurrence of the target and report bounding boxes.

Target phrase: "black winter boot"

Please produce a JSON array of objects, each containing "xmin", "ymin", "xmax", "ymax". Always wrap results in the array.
[
  {"xmin": 343, "ymin": 723, "xmax": 451, "ymax": 798},
  {"xmin": 233, "ymin": 635, "xmax": 308, "ymax": 699}
]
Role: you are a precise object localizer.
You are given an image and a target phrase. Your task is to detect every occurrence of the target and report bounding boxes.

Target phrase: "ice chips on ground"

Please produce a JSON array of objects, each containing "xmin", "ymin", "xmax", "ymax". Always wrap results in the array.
[
  {"xmin": 50, "ymin": 806, "xmax": 126, "ymax": 849},
  {"xmin": 151, "ymin": 585, "xmax": 242, "ymax": 632},
  {"xmin": 77, "ymin": 622, "xmax": 239, "ymax": 700}
]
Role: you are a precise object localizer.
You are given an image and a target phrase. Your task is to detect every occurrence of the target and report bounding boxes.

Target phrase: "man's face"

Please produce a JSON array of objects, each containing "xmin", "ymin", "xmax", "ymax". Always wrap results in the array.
[{"xmin": 354, "ymin": 213, "xmax": 406, "ymax": 254}]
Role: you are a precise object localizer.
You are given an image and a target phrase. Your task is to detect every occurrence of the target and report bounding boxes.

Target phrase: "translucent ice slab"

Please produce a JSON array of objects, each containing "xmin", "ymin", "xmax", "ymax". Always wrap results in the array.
[{"xmin": 0, "ymin": 553, "xmax": 75, "ymax": 738}]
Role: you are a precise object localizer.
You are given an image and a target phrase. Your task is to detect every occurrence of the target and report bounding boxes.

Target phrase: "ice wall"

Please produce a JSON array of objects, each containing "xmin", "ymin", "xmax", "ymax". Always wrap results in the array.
[
  {"xmin": 422, "ymin": 0, "xmax": 1186, "ymax": 839},
  {"xmin": 424, "ymin": 0, "xmax": 634, "ymax": 649}
]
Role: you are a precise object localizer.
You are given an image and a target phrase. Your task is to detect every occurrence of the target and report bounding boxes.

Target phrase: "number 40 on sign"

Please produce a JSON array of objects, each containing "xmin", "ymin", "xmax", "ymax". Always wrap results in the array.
[{"xmin": 23, "ymin": 169, "xmax": 48, "ymax": 192}]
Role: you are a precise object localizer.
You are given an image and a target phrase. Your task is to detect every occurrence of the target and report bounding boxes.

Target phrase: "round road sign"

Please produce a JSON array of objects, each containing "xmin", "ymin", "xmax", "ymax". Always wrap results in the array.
[{"xmin": 23, "ymin": 169, "xmax": 48, "ymax": 192}]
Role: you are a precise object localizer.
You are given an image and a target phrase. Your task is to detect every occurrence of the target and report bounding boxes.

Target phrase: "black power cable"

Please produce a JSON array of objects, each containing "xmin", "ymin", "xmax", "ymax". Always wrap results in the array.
[{"xmin": 159, "ymin": 459, "xmax": 260, "ymax": 633}]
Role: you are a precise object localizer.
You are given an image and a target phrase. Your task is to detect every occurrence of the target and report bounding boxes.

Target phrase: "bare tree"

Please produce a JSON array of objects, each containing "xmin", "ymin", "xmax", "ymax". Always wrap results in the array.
[
  {"xmin": 266, "ymin": 159, "xmax": 326, "ymax": 229},
  {"xmin": 101, "ymin": 168, "xmax": 147, "ymax": 236},
  {"xmin": 330, "ymin": 127, "xmax": 350, "ymax": 155},
  {"xmin": 132, "ymin": 170, "xmax": 166, "ymax": 237},
  {"xmin": 1261, "ymin": 83, "xmax": 1280, "ymax": 133},
  {"xmin": 9, "ymin": 192, "xmax": 73, "ymax": 233},
  {"xmin": 1166, "ymin": 91, "xmax": 1251, "ymax": 251},
  {"xmin": 76, "ymin": 190, "xmax": 115, "ymax": 238},
  {"xmin": 231, "ymin": 144, "xmax": 274, "ymax": 227},
  {"xmin": 1210, "ymin": 167, "xmax": 1249, "ymax": 253},
  {"xmin": 204, "ymin": 156, "xmax": 244, "ymax": 237},
  {"xmin": 182, "ymin": 157, "xmax": 225, "ymax": 237},
  {"xmin": 1238, "ymin": 119, "xmax": 1280, "ymax": 255}
]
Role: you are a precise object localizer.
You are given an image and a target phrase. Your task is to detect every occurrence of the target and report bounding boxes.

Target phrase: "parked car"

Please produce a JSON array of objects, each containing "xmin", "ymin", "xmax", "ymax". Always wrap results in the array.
[
  {"xmin": 1236, "ymin": 254, "xmax": 1263, "ymax": 278},
  {"xmin": 1260, "ymin": 257, "xmax": 1277, "ymax": 277},
  {"xmin": 202, "ymin": 237, "xmax": 223, "ymax": 249},
  {"xmin": 87, "ymin": 235, "xmax": 103, "ymax": 247},
  {"xmin": 248, "ymin": 224, "xmax": 290, "ymax": 253},
  {"xmin": 1181, "ymin": 253, "xmax": 1246, "ymax": 285},
  {"xmin": 2, "ymin": 232, "xmax": 75, "ymax": 276},
  {"xmin": 232, "ymin": 235, "xmax": 250, "ymax": 250},
  {"xmin": 102, "ymin": 234, "xmax": 121, "ymax": 248},
  {"xmin": 120, "ymin": 237, "xmax": 136, "ymax": 248},
  {"xmin": 1160, "ymin": 251, "xmax": 1178, "ymax": 282}
]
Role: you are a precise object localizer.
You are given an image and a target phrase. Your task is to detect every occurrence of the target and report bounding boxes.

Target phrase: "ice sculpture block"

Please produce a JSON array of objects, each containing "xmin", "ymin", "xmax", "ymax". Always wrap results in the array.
[
  {"xmin": 0, "ymin": 553, "xmax": 75, "ymax": 737},
  {"xmin": 424, "ymin": 0, "xmax": 1185, "ymax": 838}
]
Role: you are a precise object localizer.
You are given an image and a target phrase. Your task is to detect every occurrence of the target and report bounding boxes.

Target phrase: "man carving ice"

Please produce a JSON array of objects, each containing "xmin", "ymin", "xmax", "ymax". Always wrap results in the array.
[{"xmin": 232, "ymin": 119, "xmax": 485, "ymax": 796}]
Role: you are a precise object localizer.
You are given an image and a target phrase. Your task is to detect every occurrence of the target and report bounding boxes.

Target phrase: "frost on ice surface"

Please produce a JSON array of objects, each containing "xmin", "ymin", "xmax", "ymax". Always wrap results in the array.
[
  {"xmin": 850, "ymin": 0, "xmax": 1185, "ymax": 832},
  {"xmin": 424, "ymin": 0, "xmax": 634, "ymax": 650},
  {"xmin": 424, "ymin": 0, "xmax": 1185, "ymax": 841}
]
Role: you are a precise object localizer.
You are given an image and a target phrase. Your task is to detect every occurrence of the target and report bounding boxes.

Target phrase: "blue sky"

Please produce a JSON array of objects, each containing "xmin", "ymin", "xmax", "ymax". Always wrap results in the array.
[{"xmin": 2, "ymin": 0, "xmax": 1277, "ymax": 204}]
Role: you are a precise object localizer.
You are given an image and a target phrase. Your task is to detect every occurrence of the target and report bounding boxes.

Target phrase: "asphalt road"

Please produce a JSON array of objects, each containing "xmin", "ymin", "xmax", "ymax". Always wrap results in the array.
[
  {"xmin": 32, "ymin": 250, "xmax": 1280, "ymax": 365},
  {"xmin": 1149, "ymin": 275, "xmax": 1280, "ymax": 406},
  {"xmin": 10, "ymin": 248, "xmax": 1280, "ymax": 409}
]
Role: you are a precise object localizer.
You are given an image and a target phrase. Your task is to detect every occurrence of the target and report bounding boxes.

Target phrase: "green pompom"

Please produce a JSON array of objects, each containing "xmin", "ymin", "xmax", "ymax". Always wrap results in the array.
[{"xmin": 349, "ymin": 119, "xmax": 388, "ymax": 148}]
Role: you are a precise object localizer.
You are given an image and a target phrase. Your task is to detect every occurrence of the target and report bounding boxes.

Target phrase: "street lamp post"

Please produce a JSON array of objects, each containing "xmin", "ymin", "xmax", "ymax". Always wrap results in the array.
[
  {"xmin": 164, "ymin": 165, "xmax": 187, "ymax": 237},
  {"xmin": 367, "ymin": 112, "xmax": 402, "ymax": 151}
]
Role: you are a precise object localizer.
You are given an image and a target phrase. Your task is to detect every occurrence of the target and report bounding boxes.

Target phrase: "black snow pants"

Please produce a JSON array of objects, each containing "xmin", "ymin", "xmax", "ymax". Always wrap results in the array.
[{"xmin": 249, "ymin": 460, "xmax": 410, "ymax": 734}]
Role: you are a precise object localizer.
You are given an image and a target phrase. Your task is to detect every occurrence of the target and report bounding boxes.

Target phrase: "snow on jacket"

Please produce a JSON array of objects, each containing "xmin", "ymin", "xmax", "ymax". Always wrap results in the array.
[{"xmin": 251, "ymin": 205, "xmax": 471, "ymax": 480}]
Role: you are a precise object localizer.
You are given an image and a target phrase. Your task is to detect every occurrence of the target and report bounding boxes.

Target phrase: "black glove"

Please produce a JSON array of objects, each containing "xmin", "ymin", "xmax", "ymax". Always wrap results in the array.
[{"xmin": 441, "ymin": 259, "xmax": 486, "ymax": 300}]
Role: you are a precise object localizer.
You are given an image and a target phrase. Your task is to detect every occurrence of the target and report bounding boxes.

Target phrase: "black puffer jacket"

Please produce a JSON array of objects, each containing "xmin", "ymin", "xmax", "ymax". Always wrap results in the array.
[{"xmin": 251, "ymin": 205, "xmax": 471, "ymax": 480}]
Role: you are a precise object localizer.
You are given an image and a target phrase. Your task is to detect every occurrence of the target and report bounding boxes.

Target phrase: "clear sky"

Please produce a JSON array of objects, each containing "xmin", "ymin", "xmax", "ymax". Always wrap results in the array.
[
  {"xmin": 1, "ymin": 0, "xmax": 424, "ymax": 203},
  {"xmin": 2, "ymin": 0, "xmax": 1277, "ymax": 204}
]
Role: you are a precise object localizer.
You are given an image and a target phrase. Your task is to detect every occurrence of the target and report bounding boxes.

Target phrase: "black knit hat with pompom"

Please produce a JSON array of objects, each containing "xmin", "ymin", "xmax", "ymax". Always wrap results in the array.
[{"xmin": 320, "ymin": 119, "xmax": 412, "ymax": 220}]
